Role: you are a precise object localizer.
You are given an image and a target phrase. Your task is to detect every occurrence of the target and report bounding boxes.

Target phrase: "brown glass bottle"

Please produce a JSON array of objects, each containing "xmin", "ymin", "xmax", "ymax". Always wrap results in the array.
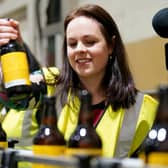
[
  {"xmin": 0, "ymin": 40, "xmax": 31, "ymax": 102},
  {"xmin": 66, "ymin": 90, "xmax": 102, "ymax": 157},
  {"xmin": 0, "ymin": 122, "xmax": 8, "ymax": 148},
  {"xmin": 139, "ymin": 86, "xmax": 168, "ymax": 166},
  {"xmin": 33, "ymin": 95, "xmax": 66, "ymax": 168}
]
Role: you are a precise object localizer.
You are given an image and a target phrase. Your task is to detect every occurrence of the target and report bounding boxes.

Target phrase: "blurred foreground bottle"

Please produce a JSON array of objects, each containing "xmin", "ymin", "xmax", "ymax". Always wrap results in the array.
[
  {"xmin": 0, "ymin": 40, "xmax": 31, "ymax": 102},
  {"xmin": 33, "ymin": 95, "xmax": 66, "ymax": 168},
  {"xmin": 139, "ymin": 86, "xmax": 168, "ymax": 166},
  {"xmin": 0, "ymin": 122, "xmax": 7, "ymax": 149},
  {"xmin": 66, "ymin": 90, "xmax": 102, "ymax": 157}
]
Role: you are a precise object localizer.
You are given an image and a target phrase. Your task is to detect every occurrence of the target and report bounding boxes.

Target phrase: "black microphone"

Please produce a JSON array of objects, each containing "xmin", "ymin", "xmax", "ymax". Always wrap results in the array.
[{"xmin": 152, "ymin": 8, "xmax": 168, "ymax": 38}]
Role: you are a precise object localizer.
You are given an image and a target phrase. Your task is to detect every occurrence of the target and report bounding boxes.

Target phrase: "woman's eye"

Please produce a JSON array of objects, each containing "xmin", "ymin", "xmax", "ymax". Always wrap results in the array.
[
  {"xmin": 85, "ymin": 40, "xmax": 95, "ymax": 46},
  {"xmin": 68, "ymin": 42, "xmax": 77, "ymax": 47}
]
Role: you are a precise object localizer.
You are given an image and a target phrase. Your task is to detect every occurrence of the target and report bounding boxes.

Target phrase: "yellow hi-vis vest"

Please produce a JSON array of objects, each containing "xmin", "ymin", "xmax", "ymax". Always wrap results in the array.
[{"xmin": 58, "ymin": 92, "xmax": 158, "ymax": 157}]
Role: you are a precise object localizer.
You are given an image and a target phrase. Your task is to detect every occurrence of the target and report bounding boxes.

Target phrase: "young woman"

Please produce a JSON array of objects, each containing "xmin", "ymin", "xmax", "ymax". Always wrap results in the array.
[
  {"xmin": 0, "ymin": 4, "xmax": 158, "ymax": 158},
  {"xmin": 56, "ymin": 4, "xmax": 158, "ymax": 157}
]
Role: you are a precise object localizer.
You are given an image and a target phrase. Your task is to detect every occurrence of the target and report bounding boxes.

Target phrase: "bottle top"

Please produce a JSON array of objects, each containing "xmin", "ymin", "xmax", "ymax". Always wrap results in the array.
[
  {"xmin": 80, "ymin": 90, "xmax": 91, "ymax": 102},
  {"xmin": 155, "ymin": 85, "xmax": 168, "ymax": 124}
]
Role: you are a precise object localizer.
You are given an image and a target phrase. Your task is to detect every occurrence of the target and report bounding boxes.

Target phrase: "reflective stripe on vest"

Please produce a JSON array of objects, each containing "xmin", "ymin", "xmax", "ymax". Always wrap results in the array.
[
  {"xmin": 2, "ymin": 108, "xmax": 38, "ymax": 148},
  {"xmin": 114, "ymin": 92, "xmax": 144, "ymax": 157},
  {"xmin": 16, "ymin": 109, "xmax": 35, "ymax": 147}
]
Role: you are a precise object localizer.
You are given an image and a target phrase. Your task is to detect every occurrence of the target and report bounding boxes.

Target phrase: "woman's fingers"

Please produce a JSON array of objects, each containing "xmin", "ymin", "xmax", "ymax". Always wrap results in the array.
[{"xmin": 0, "ymin": 18, "xmax": 22, "ymax": 46}]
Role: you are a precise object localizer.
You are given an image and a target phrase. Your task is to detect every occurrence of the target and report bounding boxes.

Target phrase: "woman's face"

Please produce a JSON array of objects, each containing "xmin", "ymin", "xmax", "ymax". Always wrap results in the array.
[{"xmin": 66, "ymin": 16, "xmax": 112, "ymax": 80}]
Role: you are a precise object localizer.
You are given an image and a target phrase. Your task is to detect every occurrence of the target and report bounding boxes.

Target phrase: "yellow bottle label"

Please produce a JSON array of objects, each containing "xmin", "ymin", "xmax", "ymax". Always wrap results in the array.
[
  {"xmin": 32, "ymin": 145, "xmax": 66, "ymax": 168},
  {"xmin": 0, "ymin": 141, "xmax": 8, "ymax": 148},
  {"xmin": 66, "ymin": 148, "xmax": 102, "ymax": 156},
  {"xmin": 148, "ymin": 152, "xmax": 168, "ymax": 166},
  {"xmin": 1, "ymin": 51, "xmax": 30, "ymax": 88}
]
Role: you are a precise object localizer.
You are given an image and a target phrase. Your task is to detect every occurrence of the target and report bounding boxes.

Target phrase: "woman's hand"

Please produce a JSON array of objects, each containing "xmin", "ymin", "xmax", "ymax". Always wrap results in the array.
[{"xmin": 0, "ymin": 18, "xmax": 23, "ymax": 46}]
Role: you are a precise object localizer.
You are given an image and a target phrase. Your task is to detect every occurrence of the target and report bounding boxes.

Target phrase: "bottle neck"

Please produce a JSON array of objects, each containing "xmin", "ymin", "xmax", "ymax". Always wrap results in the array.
[
  {"xmin": 78, "ymin": 99, "xmax": 93, "ymax": 125},
  {"xmin": 0, "ymin": 123, "xmax": 2, "ymax": 129},
  {"xmin": 0, "ymin": 40, "xmax": 24, "ymax": 55},
  {"xmin": 155, "ymin": 87, "xmax": 168, "ymax": 124},
  {"xmin": 41, "ymin": 99, "xmax": 58, "ymax": 127},
  {"xmin": 0, "ymin": 122, "xmax": 7, "ymax": 141}
]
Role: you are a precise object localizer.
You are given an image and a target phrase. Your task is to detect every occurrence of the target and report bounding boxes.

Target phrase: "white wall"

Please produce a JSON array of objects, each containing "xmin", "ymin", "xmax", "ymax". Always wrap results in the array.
[{"xmin": 79, "ymin": 0, "xmax": 168, "ymax": 42}]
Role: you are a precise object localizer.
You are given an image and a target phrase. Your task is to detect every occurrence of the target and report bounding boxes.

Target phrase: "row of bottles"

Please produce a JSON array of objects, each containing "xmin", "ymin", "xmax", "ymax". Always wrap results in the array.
[
  {"xmin": 0, "ymin": 82, "xmax": 168, "ymax": 167},
  {"xmin": 32, "ymin": 90, "xmax": 102, "ymax": 168},
  {"xmin": 0, "ymin": 70, "xmax": 168, "ymax": 168}
]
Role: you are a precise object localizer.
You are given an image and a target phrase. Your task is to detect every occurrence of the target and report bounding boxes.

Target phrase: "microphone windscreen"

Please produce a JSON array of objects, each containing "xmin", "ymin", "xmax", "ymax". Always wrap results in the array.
[{"xmin": 152, "ymin": 8, "xmax": 168, "ymax": 38}]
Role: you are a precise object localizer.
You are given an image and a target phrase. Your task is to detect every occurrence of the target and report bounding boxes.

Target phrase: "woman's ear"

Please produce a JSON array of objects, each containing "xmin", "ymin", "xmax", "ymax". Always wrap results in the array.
[
  {"xmin": 108, "ymin": 35, "xmax": 116, "ymax": 54},
  {"xmin": 112, "ymin": 35, "xmax": 116, "ymax": 46}
]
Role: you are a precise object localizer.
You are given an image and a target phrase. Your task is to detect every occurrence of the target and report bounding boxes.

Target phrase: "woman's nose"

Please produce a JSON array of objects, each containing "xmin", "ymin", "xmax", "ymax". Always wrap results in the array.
[{"xmin": 76, "ymin": 42, "xmax": 86, "ymax": 52}]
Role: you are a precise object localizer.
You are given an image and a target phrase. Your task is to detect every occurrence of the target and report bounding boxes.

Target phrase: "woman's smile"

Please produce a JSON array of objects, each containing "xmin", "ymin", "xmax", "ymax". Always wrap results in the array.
[{"xmin": 75, "ymin": 57, "xmax": 92, "ymax": 64}]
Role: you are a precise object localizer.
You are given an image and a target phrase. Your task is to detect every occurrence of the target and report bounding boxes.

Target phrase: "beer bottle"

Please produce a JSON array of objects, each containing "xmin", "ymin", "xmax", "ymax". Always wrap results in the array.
[
  {"xmin": 0, "ymin": 40, "xmax": 31, "ymax": 102},
  {"xmin": 139, "ymin": 86, "xmax": 168, "ymax": 166},
  {"xmin": 0, "ymin": 122, "xmax": 8, "ymax": 148},
  {"xmin": 33, "ymin": 95, "xmax": 66, "ymax": 168},
  {"xmin": 66, "ymin": 90, "xmax": 102, "ymax": 157}
]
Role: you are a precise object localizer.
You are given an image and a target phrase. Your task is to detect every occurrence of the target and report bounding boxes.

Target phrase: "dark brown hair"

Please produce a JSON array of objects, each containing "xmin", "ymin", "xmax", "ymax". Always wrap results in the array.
[{"xmin": 57, "ymin": 4, "xmax": 137, "ymax": 111}]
